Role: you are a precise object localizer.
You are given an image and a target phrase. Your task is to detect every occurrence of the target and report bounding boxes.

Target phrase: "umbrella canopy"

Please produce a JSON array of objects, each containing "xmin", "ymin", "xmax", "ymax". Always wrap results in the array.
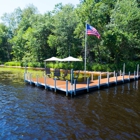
[
  {"xmin": 61, "ymin": 56, "xmax": 82, "ymax": 62},
  {"xmin": 44, "ymin": 57, "xmax": 62, "ymax": 62}
]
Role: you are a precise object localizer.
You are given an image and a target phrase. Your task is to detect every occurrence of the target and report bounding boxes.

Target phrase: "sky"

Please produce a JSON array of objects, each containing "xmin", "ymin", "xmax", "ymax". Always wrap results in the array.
[{"xmin": 0, "ymin": 0, "xmax": 80, "ymax": 17}]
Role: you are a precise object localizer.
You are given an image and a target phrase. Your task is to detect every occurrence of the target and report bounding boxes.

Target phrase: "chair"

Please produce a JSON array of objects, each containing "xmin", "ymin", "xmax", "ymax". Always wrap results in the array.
[
  {"xmin": 45, "ymin": 67, "xmax": 51, "ymax": 77},
  {"xmin": 73, "ymin": 70, "xmax": 80, "ymax": 80},
  {"xmin": 54, "ymin": 69, "xmax": 61, "ymax": 79},
  {"xmin": 62, "ymin": 69, "xmax": 68, "ymax": 80}
]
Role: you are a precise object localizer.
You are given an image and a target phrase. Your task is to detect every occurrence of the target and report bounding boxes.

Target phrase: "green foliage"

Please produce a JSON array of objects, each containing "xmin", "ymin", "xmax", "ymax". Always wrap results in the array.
[{"xmin": 4, "ymin": 61, "xmax": 21, "ymax": 66}]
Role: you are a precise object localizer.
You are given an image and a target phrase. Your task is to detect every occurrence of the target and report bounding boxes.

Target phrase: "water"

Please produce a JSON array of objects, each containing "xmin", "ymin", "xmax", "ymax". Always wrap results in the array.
[{"xmin": 0, "ymin": 72, "xmax": 140, "ymax": 139}]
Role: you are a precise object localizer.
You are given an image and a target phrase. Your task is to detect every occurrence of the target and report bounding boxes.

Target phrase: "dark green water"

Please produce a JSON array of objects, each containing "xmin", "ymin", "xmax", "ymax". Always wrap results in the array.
[{"xmin": 0, "ymin": 71, "xmax": 140, "ymax": 139}]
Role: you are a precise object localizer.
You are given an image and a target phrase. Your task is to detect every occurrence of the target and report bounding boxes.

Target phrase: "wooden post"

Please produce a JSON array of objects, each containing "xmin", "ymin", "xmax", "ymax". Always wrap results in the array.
[
  {"xmin": 115, "ymin": 73, "xmax": 117, "ymax": 85},
  {"xmin": 114, "ymin": 71, "xmax": 115, "ymax": 77},
  {"xmin": 66, "ymin": 80, "xmax": 68, "ymax": 96},
  {"xmin": 107, "ymin": 72, "xmax": 109, "ymax": 87},
  {"xmin": 74, "ymin": 79, "xmax": 76, "ymax": 95},
  {"xmin": 137, "ymin": 64, "xmax": 139, "ymax": 78},
  {"xmin": 98, "ymin": 76, "xmax": 100, "ymax": 89},
  {"xmin": 54, "ymin": 78, "xmax": 56, "ymax": 92},
  {"xmin": 87, "ymin": 77, "xmax": 89, "ymax": 92}
]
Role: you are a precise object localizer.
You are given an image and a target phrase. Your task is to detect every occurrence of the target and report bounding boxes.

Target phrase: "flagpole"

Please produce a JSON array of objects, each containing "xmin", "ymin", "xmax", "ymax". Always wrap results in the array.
[{"xmin": 84, "ymin": 21, "xmax": 87, "ymax": 74}]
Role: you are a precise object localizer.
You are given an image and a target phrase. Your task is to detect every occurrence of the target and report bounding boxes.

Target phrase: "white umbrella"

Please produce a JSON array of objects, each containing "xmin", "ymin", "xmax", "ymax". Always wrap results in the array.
[
  {"xmin": 61, "ymin": 56, "xmax": 82, "ymax": 62},
  {"xmin": 61, "ymin": 56, "xmax": 82, "ymax": 83},
  {"xmin": 44, "ymin": 57, "xmax": 62, "ymax": 61},
  {"xmin": 44, "ymin": 57, "xmax": 62, "ymax": 68}
]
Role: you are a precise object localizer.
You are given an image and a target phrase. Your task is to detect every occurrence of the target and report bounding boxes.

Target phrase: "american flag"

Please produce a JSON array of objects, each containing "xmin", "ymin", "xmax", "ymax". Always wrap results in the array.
[{"xmin": 86, "ymin": 24, "xmax": 100, "ymax": 39}]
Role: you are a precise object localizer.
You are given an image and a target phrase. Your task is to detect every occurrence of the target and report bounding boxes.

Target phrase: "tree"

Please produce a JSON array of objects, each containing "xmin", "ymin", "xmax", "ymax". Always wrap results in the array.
[
  {"xmin": 104, "ymin": 0, "xmax": 140, "ymax": 65},
  {"xmin": 48, "ymin": 3, "xmax": 81, "ymax": 58},
  {"xmin": 0, "ymin": 23, "xmax": 11, "ymax": 62}
]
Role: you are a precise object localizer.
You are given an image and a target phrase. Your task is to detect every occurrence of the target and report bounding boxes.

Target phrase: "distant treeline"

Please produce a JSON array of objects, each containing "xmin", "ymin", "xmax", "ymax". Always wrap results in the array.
[{"xmin": 0, "ymin": 0, "xmax": 140, "ymax": 71}]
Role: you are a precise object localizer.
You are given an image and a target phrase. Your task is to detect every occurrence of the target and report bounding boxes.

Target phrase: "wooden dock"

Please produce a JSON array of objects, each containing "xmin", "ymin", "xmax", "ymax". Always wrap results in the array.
[{"xmin": 24, "ymin": 72, "xmax": 140, "ymax": 96}]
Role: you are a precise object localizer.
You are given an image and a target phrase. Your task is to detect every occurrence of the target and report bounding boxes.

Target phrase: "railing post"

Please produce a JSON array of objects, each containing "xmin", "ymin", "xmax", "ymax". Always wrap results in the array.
[
  {"xmin": 66, "ymin": 80, "xmax": 68, "ymax": 96},
  {"xmin": 98, "ymin": 76, "xmax": 100, "ymax": 89},
  {"xmin": 114, "ymin": 71, "xmax": 115, "ymax": 77},
  {"xmin": 120, "ymin": 70, "xmax": 121, "ymax": 76}
]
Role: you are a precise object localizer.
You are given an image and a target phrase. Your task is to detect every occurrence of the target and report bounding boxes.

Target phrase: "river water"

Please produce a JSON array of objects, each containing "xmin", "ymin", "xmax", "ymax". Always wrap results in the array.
[{"xmin": 0, "ymin": 71, "xmax": 140, "ymax": 139}]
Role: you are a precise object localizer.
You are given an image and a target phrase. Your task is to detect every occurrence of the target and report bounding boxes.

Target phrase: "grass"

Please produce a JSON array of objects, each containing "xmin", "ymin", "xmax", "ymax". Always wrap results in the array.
[{"xmin": 0, "ymin": 66, "xmax": 109, "ymax": 82}]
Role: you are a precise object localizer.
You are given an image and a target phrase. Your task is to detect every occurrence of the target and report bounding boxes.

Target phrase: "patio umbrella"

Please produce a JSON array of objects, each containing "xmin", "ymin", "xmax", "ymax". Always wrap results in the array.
[
  {"xmin": 44, "ymin": 57, "xmax": 62, "ymax": 68},
  {"xmin": 61, "ymin": 56, "xmax": 82, "ymax": 84},
  {"xmin": 61, "ymin": 56, "xmax": 82, "ymax": 62},
  {"xmin": 44, "ymin": 57, "xmax": 62, "ymax": 62}
]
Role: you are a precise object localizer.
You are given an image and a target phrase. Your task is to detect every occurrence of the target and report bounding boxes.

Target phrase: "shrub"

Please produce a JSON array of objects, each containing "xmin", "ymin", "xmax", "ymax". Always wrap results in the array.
[{"xmin": 4, "ymin": 61, "xmax": 21, "ymax": 66}]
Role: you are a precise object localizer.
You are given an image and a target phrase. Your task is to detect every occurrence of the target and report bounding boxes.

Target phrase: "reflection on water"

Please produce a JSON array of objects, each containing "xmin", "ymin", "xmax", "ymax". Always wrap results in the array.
[{"xmin": 0, "ymin": 71, "xmax": 140, "ymax": 139}]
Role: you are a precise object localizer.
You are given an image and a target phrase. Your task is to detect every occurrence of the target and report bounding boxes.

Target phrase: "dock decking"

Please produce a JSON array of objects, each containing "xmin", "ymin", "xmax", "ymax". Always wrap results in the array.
[{"xmin": 24, "ymin": 72, "xmax": 139, "ymax": 96}]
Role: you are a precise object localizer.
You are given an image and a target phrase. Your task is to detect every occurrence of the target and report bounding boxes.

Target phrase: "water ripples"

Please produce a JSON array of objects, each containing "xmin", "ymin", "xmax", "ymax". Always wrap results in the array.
[{"xmin": 0, "ymin": 73, "xmax": 140, "ymax": 139}]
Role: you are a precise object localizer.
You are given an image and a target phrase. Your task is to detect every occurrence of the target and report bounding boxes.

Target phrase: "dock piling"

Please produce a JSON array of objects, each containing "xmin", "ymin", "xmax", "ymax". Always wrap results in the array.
[
  {"xmin": 134, "ymin": 71, "xmax": 136, "ymax": 80},
  {"xmin": 137, "ymin": 64, "xmax": 139, "ymax": 78},
  {"xmin": 122, "ymin": 73, "xmax": 124, "ymax": 83},
  {"xmin": 66, "ymin": 80, "xmax": 68, "ymax": 96},
  {"xmin": 54, "ymin": 78, "xmax": 56, "ymax": 92},
  {"xmin": 74, "ymin": 79, "xmax": 76, "ymax": 95},
  {"xmin": 115, "ymin": 73, "xmax": 117, "ymax": 85},
  {"xmin": 107, "ymin": 72, "xmax": 109, "ymax": 87},
  {"xmin": 87, "ymin": 77, "xmax": 89, "ymax": 92},
  {"xmin": 98, "ymin": 76, "xmax": 100, "ymax": 89},
  {"xmin": 44, "ymin": 75, "xmax": 47, "ymax": 89},
  {"xmin": 123, "ymin": 63, "xmax": 125, "ymax": 75},
  {"xmin": 36, "ymin": 75, "xmax": 38, "ymax": 86},
  {"xmin": 128, "ymin": 72, "xmax": 130, "ymax": 81}
]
